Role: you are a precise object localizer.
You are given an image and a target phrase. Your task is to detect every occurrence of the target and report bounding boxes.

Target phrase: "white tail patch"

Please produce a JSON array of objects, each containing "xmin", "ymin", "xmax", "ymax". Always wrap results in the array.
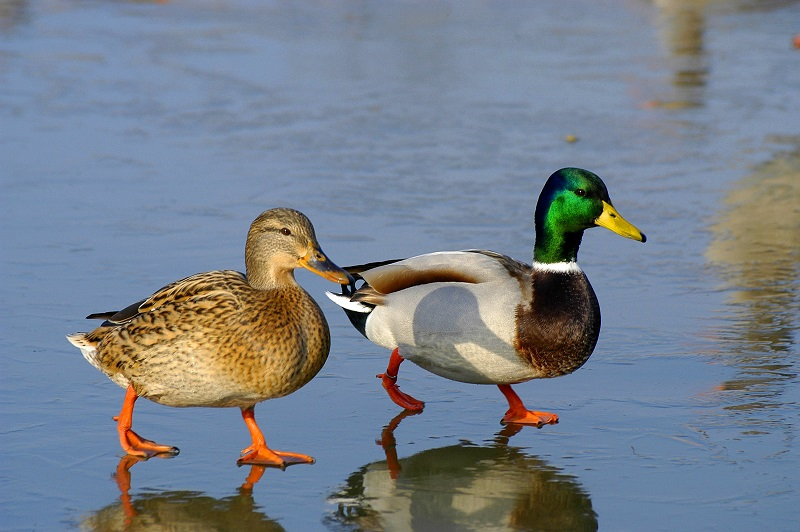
[
  {"xmin": 325, "ymin": 291, "xmax": 372, "ymax": 313},
  {"xmin": 66, "ymin": 333, "xmax": 101, "ymax": 369},
  {"xmin": 532, "ymin": 261, "xmax": 582, "ymax": 274}
]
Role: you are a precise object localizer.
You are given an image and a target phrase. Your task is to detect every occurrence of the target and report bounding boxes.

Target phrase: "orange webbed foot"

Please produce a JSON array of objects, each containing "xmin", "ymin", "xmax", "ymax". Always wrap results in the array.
[
  {"xmin": 238, "ymin": 444, "xmax": 315, "ymax": 468},
  {"xmin": 377, "ymin": 373, "xmax": 425, "ymax": 411},
  {"xmin": 116, "ymin": 421, "xmax": 179, "ymax": 458},
  {"xmin": 238, "ymin": 407, "xmax": 314, "ymax": 468},
  {"xmin": 501, "ymin": 409, "xmax": 559, "ymax": 427},
  {"xmin": 112, "ymin": 387, "xmax": 180, "ymax": 459},
  {"xmin": 497, "ymin": 384, "xmax": 558, "ymax": 428}
]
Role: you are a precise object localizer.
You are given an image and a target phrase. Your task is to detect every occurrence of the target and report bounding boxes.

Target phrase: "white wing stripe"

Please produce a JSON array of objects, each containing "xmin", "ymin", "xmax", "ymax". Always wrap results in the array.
[{"xmin": 325, "ymin": 291, "xmax": 372, "ymax": 313}]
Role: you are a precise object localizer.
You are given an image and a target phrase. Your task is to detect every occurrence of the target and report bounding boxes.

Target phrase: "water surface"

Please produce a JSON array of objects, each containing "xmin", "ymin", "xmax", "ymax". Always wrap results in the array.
[{"xmin": 1, "ymin": 1, "xmax": 799, "ymax": 530}]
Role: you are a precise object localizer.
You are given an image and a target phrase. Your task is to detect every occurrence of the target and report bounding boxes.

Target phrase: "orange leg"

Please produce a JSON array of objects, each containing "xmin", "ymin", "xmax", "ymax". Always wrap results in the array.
[
  {"xmin": 114, "ymin": 455, "xmax": 142, "ymax": 523},
  {"xmin": 114, "ymin": 385, "xmax": 179, "ymax": 458},
  {"xmin": 377, "ymin": 348, "xmax": 424, "ymax": 411},
  {"xmin": 237, "ymin": 406, "xmax": 315, "ymax": 468},
  {"xmin": 239, "ymin": 466, "xmax": 267, "ymax": 492},
  {"xmin": 376, "ymin": 410, "xmax": 420, "ymax": 480},
  {"xmin": 498, "ymin": 384, "xmax": 558, "ymax": 427}
]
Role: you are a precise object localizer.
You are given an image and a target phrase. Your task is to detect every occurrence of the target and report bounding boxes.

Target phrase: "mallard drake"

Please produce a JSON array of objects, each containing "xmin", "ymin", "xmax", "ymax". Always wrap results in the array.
[
  {"xmin": 327, "ymin": 168, "xmax": 646, "ymax": 426},
  {"xmin": 68, "ymin": 208, "xmax": 350, "ymax": 467}
]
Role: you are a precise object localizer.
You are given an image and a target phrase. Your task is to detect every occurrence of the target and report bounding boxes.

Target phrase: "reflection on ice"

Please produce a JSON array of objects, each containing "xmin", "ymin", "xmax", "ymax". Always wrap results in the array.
[
  {"xmin": 649, "ymin": 0, "xmax": 797, "ymax": 110},
  {"xmin": 706, "ymin": 147, "xmax": 800, "ymax": 423},
  {"xmin": 81, "ymin": 456, "xmax": 282, "ymax": 531},
  {"xmin": 327, "ymin": 413, "xmax": 597, "ymax": 531},
  {"xmin": 651, "ymin": 0, "xmax": 710, "ymax": 108}
]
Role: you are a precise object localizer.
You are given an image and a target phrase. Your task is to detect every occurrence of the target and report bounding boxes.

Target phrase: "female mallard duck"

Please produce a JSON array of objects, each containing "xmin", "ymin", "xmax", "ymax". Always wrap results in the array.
[
  {"xmin": 68, "ymin": 208, "xmax": 350, "ymax": 467},
  {"xmin": 327, "ymin": 168, "xmax": 646, "ymax": 426}
]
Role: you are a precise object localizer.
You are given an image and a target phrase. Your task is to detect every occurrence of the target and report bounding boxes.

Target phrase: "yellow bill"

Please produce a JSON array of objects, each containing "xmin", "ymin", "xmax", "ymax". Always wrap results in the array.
[{"xmin": 595, "ymin": 201, "xmax": 647, "ymax": 242}]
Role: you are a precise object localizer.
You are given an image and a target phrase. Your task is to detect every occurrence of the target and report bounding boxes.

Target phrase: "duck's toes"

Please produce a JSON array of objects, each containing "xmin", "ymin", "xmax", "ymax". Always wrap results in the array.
[
  {"xmin": 237, "ymin": 446, "xmax": 315, "ymax": 468},
  {"xmin": 378, "ymin": 374, "xmax": 425, "ymax": 411},
  {"xmin": 121, "ymin": 429, "xmax": 180, "ymax": 458},
  {"xmin": 501, "ymin": 409, "xmax": 559, "ymax": 427}
]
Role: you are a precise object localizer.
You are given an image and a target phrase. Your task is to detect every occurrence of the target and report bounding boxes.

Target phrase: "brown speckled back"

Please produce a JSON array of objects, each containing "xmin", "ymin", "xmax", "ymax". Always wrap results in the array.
[
  {"xmin": 90, "ymin": 271, "xmax": 330, "ymax": 408},
  {"xmin": 70, "ymin": 208, "xmax": 347, "ymax": 410}
]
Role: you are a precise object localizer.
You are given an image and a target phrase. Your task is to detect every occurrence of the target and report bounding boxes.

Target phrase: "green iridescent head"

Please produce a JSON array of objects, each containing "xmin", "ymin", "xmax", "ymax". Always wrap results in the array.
[{"xmin": 533, "ymin": 168, "xmax": 646, "ymax": 264}]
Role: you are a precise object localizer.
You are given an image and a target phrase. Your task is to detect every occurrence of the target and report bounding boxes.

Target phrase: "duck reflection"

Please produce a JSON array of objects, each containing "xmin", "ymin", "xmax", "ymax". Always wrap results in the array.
[
  {"xmin": 327, "ymin": 412, "xmax": 597, "ymax": 531},
  {"xmin": 81, "ymin": 456, "xmax": 283, "ymax": 531},
  {"xmin": 650, "ymin": 0, "xmax": 711, "ymax": 109},
  {"xmin": 649, "ymin": 0, "xmax": 799, "ymax": 109},
  {"xmin": 706, "ymin": 147, "xmax": 800, "ymax": 419},
  {"xmin": 0, "ymin": 0, "xmax": 28, "ymax": 31}
]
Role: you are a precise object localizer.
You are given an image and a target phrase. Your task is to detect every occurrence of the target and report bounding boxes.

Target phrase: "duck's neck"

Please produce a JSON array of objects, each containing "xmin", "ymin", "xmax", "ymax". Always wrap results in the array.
[
  {"xmin": 533, "ymin": 226, "xmax": 584, "ymax": 265},
  {"xmin": 246, "ymin": 261, "xmax": 298, "ymax": 291}
]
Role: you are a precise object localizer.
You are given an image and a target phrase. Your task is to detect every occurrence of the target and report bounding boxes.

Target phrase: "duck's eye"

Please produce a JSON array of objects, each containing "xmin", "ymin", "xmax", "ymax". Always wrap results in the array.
[
  {"xmin": 575, "ymin": 189, "xmax": 586, "ymax": 197},
  {"xmin": 280, "ymin": 228, "xmax": 292, "ymax": 236}
]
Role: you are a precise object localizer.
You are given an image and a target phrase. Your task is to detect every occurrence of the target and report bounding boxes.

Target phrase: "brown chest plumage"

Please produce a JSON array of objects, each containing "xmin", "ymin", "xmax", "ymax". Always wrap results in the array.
[
  {"xmin": 514, "ymin": 270, "xmax": 601, "ymax": 377},
  {"xmin": 94, "ymin": 275, "xmax": 331, "ymax": 408}
]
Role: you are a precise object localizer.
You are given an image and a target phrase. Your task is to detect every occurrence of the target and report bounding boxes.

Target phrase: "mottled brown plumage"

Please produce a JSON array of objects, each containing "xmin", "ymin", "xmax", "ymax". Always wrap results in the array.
[{"xmin": 68, "ymin": 208, "xmax": 350, "ymax": 466}]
